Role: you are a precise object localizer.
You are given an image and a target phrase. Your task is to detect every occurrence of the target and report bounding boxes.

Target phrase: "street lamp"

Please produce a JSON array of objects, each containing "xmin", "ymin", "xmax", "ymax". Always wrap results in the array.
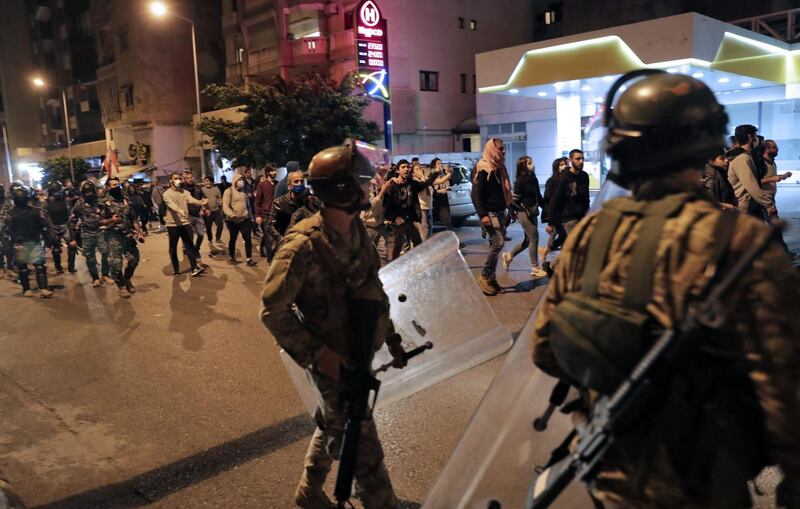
[
  {"xmin": 32, "ymin": 77, "xmax": 75, "ymax": 183},
  {"xmin": 149, "ymin": 1, "xmax": 206, "ymax": 179}
]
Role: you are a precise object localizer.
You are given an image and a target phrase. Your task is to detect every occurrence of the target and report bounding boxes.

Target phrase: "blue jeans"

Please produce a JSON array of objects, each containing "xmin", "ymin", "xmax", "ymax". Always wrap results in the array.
[{"xmin": 482, "ymin": 212, "xmax": 505, "ymax": 278}]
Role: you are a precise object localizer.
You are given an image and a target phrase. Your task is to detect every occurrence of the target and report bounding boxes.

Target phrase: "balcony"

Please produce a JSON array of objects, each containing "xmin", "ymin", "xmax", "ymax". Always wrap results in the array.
[
  {"xmin": 329, "ymin": 30, "xmax": 354, "ymax": 61},
  {"xmin": 291, "ymin": 37, "xmax": 328, "ymax": 66},
  {"xmin": 246, "ymin": 45, "xmax": 281, "ymax": 76}
]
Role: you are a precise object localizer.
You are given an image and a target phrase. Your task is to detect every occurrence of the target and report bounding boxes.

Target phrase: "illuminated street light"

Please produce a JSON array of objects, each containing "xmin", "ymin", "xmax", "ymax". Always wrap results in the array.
[
  {"xmin": 149, "ymin": 2, "xmax": 206, "ymax": 178},
  {"xmin": 31, "ymin": 77, "xmax": 74, "ymax": 183},
  {"xmin": 149, "ymin": 2, "xmax": 168, "ymax": 17}
]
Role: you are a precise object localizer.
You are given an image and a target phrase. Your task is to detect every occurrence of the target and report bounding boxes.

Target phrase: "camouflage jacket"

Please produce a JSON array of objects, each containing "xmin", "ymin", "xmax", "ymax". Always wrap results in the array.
[
  {"xmin": 99, "ymin": 197, "xmax": 136, "ymax": 237},
  {"xmin": 0, "ymin": 201, "xmax": 11, "ymax": 237},
  {"xmin": 532, "ymin": 192, "xmax": 800, "ymax": 507},
  {"xmin": 69, "ymin": 198, "xmax": 103, "ymax": 237},
  {"xmin": 260, "ymin": 212, "xmax": 396, "ymax": 369}
]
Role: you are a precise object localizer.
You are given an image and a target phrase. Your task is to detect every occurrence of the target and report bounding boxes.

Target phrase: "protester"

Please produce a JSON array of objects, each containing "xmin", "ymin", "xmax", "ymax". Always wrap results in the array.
[
  {"xmin": 182, "ymin": 170, "xmax": 208, "ymax": 257},
  {"xmin": 222, "ymin": 174, "xmax": 256, "ymax": 266},
  {"xmin": 218, "ymin": 174, "xmax": 231, "ymax": 195},
  {"xmin": 540, "ymin": 157, "xmax": 569, "ymax": 264},
  {"xmin": 414, "ymin": 162, "xmax": 435, "ymax": 240},
  {"xmin": 502, "ymin": 156, "xmax": 547, "ymax": 278},
  {"xmin": 273, "ymin": 160, "xmax": 300, "ymax": 199},
  {"xmin": 151, "ymin": 180, "xmax": 166, "ymax": 232},
  {"xmin": 547, "ymin": 148, "xmax": 590, "ymax": 238},
  {"xmin": 383, "ymin": 159, "xmax": 440, "ymax": 261},
  {"xmin": 471, "ymin": 138, "xmax": 512, "ymax": 296},
  {"xmin": 727, "ymin": 124, "xmax": 775, "ymax": 220},
  {"xmin": 162, "ymin": 172, "xmax": 206, "ymax": 276},
  {"xmin": 703, "ymin": 152, "xmax": 737, "ymax": 209},
  {"xmin": 361, "ymin": 175, "xmax": 391, "ymax": 266},
  {"xmin": 760, "ymin": 139, "xmax": 795, "ymax": 256},
  {"xmin": 268, "ymin": 171, "xmax": 308, "ymax": 249},
  {"xmin": 255, "ymin": 164, "xmax": 277, "ymax": 261},
  {"xmin": 201, "ymin": 176, "xmax": 224, "ymax": 251}
]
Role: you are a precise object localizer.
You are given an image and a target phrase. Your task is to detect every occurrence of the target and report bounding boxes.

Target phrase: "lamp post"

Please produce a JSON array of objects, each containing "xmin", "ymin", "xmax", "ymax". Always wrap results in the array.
[
  {"xmin": 32, "ymin": 77, "xmax": 75, "ymax": 183},
  {"xmin": 149, "ymin": 1, "xmax": 206, "ymax": 179}
]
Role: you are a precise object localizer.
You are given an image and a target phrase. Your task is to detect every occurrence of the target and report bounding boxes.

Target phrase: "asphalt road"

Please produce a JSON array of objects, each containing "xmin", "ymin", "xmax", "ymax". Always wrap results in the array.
[
  {"xmin": 0, "ymin": 216, "xmax": 545, "ymax": 509},
  {"xmin": 2, "ymin": 186, "xmax": 798, "ymax": 509}
]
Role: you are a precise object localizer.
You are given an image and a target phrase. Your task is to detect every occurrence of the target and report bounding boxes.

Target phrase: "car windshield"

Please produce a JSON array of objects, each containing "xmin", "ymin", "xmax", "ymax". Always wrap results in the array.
[{"xmin": 447, "ymin": 164, "xmax": 471, "ymax": 185}]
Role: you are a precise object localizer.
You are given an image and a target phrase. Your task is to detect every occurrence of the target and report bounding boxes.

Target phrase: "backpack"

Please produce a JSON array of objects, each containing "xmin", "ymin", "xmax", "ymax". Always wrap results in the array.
[{"xmin": 547, "ymin": 193, "xmax": 766, "ymax": 504}]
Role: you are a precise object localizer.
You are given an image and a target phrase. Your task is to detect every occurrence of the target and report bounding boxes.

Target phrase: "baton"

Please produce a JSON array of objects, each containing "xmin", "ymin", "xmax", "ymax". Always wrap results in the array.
[{"xmin": 373, "ymin": 341, "xmax": 433, "ymax": 374}]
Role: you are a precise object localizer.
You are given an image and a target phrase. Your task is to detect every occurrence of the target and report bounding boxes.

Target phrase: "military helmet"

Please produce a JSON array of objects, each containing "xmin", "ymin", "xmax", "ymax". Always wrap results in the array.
[
  {"xmin": 603, "ymin": 69, "xmax": 729, "ymax": 187},
  {"xmin": 307, "ymin": 140, "xmax": 375, "ymax": 212},
  {"xmin": 80, "ymin": 180, "xmax": 97, "ymax": 196},
  {"xmin": 10, "ymin": 183, "xmax": 32, "ymax": 205}
]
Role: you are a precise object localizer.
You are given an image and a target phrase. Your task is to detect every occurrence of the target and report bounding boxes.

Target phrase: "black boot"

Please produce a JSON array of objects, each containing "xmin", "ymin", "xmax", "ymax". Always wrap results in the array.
[
  {"xmin": 67, "ymin": 247, "xmax": 77, "ymax": 273},
  {"xmin": 53, "ymin": 248, "xmax": 64, "ymax": 274},
  {"xmin": 17, "ymin": 265, "xmax": 31, "ymax": 295}
]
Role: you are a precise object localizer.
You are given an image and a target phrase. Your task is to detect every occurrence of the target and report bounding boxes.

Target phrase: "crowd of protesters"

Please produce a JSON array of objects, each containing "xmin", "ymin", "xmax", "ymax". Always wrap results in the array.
[{"xmin": 0, "ymin": 124, "xmax": 795, "ymax": 301}]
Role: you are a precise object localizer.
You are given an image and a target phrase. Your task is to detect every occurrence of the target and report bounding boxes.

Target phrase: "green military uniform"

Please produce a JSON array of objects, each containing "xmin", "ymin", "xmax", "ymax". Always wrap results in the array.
[
  {"xmin": 69, "ymin": 198, "xmax": 108, "ymax": 281},
  {"xmin": 261, "ymin": 212, "xmax": 398, "ymax": 509},
  {"xmin": 532, "ymin": 189, "xmax": 800, "ymax": 508},
  {"xmin": 99, "ymin": 196, "xmax": 139, "ymax": 288}
]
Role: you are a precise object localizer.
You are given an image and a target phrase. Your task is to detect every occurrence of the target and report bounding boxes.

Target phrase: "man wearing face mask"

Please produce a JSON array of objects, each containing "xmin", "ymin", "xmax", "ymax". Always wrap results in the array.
[
  {"xmin": 7, "ymin": 183, "xmax": 53, "ymax": 297},
  {"xmin": 261, "ymin": 142, "xmax": 407, "ymax": 509},
  {"xmin": 255, "ymin": 164, "xmax": 277, "ymax": 261},
  {"xmin": 69, "ymin": 181, "xmax": 109, "ymax": 287},
  {"xmin": 222, "ymin": 174, "xmax": 257, "ymax": 266},
  {"xmin": 44, "ymin": 181, "xmax": 77, "ymax": 274},
  {"xmin": 727, "ymin": 124, "xmax": 776, "ymax": 220},
  {"xmin": 268, "ymin": 171, "xmax": 309, "ymax": 249},
  {"xmin": 162, "ymin": 172, "xmax": 207, "ymax": 276},
  {"xmin": 182, "ymin": 170, "xmax": 208, "ymax": 257},
  {"xmin": 100, "ymin": 177, "xmax": 145, "ymax": 298},
  {"xmin": 201, "ymin": 176, "xmax": 224, "ymax": 249}
]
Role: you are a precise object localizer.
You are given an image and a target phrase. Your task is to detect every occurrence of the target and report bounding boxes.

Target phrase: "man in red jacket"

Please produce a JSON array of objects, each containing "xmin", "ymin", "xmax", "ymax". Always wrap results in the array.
[{"xmin": 255, "ymin": 164, "xmax": 278, "ymax": 262}]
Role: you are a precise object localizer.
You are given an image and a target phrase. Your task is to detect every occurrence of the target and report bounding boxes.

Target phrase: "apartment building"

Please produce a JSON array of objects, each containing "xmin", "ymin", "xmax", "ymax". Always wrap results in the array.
[{"xmin": 220, "ymin": 0, "xmax": 534, "ymax": 155}]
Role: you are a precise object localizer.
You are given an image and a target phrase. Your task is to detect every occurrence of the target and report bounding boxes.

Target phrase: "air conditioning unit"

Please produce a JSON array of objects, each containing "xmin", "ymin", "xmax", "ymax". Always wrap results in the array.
[{"xmin": 323, "ymin": 3, "xmax": 338, "ymax": 16}]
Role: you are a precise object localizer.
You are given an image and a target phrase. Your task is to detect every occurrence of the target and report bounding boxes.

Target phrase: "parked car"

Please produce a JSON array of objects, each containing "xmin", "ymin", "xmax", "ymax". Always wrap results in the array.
[{"xmin": 440, "ymin": 163, "xmax": 475, "ymax": 227}]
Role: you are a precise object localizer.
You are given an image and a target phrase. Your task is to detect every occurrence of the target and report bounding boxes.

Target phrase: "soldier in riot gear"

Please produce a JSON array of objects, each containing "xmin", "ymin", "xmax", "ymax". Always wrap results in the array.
[
  {"xmin": 530, "ymin": 71, "xmax": 799, "ymax": 508},
  {"xmin": 69, "ymin": 180, "xmax": 108, "ymax": 287},
  {"xmin": 261, "ymin": 141, "xmax": 407, "ymax": 509},
  {"xmin": 44, "ymin": 181, "xmax": 77, "ymax": 274},
  {"xmin": 100, "ymin": 177, "xmax": 145, "ymax": 298},
  {"xmin": 7, "ymin": 183, "xmax": 53, "ymax": 297}
]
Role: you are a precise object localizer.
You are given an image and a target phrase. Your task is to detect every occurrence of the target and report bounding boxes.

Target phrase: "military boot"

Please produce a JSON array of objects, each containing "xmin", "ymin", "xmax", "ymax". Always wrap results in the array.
[
  {"xmin": 124, "ymin": 278, "xmax": 136, "ymax": 294},
  {"xmin": 477, "ymin": 275, "xmax": 498, "ymax": 296},
  {"xmin": 34, "ymin": 265, "xmax": 52, "ymax": 298},
  {"xmin": 117, "ymin": 286, "xmax": 131, "ymax": 299},
  {"xmin": 294, "ymin": 487, "xmax": 336, "ymax": 509}
]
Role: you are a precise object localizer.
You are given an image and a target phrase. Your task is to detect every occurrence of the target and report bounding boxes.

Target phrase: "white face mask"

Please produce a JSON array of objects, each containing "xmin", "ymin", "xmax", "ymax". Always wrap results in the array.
[
  {"xmin": 172, "ymin": 180, "xmax": 182, "ymax": 188},
  {"xmin": 236, "ymin": 180, "xmax": 245, "ymax": 190}
]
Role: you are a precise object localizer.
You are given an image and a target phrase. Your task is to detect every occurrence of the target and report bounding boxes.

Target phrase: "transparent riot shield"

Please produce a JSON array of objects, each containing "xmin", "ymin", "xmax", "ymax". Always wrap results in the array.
[
  {"xmin": 280, "ymin": 230, "xmax": 514, "ymax": 414},
  {"xmin": 421, "ymin": 301, "xmax": 594, "ymax": 509}
]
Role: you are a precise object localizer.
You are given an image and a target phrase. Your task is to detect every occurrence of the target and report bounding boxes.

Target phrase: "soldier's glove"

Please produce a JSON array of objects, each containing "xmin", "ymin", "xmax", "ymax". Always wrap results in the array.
[{"xmin": 388, "ymin": 339, "xmax": 407, "ymax": 369}]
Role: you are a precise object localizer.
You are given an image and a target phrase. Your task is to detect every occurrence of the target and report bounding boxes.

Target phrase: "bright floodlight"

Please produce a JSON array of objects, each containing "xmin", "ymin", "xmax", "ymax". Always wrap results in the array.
[
  {"xmin": 149, "ymin": 2, "xmax": 168, "ymax": 17},
  {"xmin": 32, "ymin": 77, "xmax": 45, "ymax": 87}
]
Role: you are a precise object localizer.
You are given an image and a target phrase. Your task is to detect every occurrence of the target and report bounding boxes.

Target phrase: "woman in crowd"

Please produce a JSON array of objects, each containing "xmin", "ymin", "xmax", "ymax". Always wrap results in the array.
[
  {"xmin": 502, "ymin": 156, "xmax": 547, "ymax": 278},
  {"xmin": 538, "ymin": 157, "xmax": 569, "ymax": 264}
]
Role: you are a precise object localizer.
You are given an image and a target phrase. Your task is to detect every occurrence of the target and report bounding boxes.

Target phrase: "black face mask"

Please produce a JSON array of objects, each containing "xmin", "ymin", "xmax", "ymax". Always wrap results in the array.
[
  {"xmin": 13, "ymin": 197, "xmax": 29, "ymax": 207},
  {"xmin": 83, "ymin": 192, "xmax": 97, "ymax": 202},
  {"xmin": 108, "ymin": 187, "xmax": 123, "ymax": 200}
]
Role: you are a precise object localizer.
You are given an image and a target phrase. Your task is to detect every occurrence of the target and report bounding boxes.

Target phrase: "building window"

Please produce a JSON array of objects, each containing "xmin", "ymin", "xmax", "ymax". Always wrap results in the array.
[
  {"xmin": 235, "ymin": 47, "xmax": 244, "ymax": 64},
  {"xmin": 345, "ymin": 9, "xmax": 355, "ymax": 29},
  {"xmin": 119, "ymin": 29, "xmax": 129, "ymax": 52},
  {"xmin": 470, "ymin": 19, "xmax": 477, "ymax": 31},
  {"xmin": 231, "ymin": 0, "xmax": 237, "ymax": 11},
  {"xmin": 458, "ymin": 17, "xmax": 464, "ymax": 29},
  {"xmin": 544, "ymin": 11, "xmax": 556, "ymax": 24},
  {"xmin": 473, "ymin": 74, "xmax": 476, "ymax": 93},
  {"xmin": 460, "ymin": 73, "xmax": 466, "ymax": 93},
  {"xmin": 122, "ymin": 85, "xmax": 134, "ymax": 108},
  {"xmin": 419, "ymin": 70, "xmax": 438, "ymax": 92}
]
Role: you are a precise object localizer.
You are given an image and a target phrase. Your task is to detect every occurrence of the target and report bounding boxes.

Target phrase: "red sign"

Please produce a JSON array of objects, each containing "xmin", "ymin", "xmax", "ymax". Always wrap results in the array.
[{"xmin": 356, "ymin": 0, "xmax": 387, "ymax": 70}]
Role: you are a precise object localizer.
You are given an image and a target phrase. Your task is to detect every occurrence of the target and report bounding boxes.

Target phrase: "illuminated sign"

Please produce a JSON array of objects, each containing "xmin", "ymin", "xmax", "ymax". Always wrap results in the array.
[{"xmin": 355, "ymin": 0, "xmax": 389, "ymax": 102}]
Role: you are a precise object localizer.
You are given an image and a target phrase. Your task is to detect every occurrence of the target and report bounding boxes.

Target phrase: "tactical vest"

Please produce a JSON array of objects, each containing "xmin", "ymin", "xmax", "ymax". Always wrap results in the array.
[{"xmin": 547, "ymin": 193, "xmax": 767, "ymax": 505}]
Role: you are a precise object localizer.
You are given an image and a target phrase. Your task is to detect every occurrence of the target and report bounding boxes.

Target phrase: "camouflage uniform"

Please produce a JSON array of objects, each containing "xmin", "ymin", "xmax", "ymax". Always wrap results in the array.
[
  {"xmin": 532, "ymin": 190, "xmax": 800, "ymax": 508},
  {"xmin": 42, "ymin": 198, "xmax": 76, "ymax": 272},
  {"xmin": 69, "ymin": 198, "xmax": 108, "ymax": 281},
  {"xmin": 261, "ymin": 213, "xmax": 398, "ymax": 509},
  {"xmin": 0, "ymin": 200, "xmax": 14, "ymax": 270},
  {"xmin": 99, "ymin": 197, "xmax": 140, "ymax": 288}
]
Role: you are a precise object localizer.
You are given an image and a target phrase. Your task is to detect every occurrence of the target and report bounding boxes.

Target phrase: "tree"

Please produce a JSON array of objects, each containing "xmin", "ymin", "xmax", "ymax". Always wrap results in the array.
[
  {"xmin": 41, "ymin": 156, "xmax": 91, "ymax": 188},
  {"xmin": 197, "ymin": 73, "xmax": 382, "ymax": 169}
]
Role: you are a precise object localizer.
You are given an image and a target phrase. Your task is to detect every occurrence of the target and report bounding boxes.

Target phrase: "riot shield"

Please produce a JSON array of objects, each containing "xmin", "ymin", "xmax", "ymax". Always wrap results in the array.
[
  {"xmin": 421, "ymin": 301, "xmax": 594, "ymax": 509},
  {"xmin": 280, "ymin": 230, "xmax": 514, "ymax": 414}
]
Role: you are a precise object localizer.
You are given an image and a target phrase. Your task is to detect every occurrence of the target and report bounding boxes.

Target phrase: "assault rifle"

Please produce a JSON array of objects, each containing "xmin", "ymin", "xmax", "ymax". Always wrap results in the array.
[
  {"xmin": 525, "ymin": 223, "xmax": 784, "ymax": 509},
  {"xmin": 334, "ymin": 299, "xmax": 432, "ymax": 508}
]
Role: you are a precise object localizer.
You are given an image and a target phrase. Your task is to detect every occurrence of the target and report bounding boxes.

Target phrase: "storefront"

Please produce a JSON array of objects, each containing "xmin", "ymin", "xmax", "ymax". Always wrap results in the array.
[{"xmin": 476, "ymin": 12, "xmax": 800, "ymax": 187}]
